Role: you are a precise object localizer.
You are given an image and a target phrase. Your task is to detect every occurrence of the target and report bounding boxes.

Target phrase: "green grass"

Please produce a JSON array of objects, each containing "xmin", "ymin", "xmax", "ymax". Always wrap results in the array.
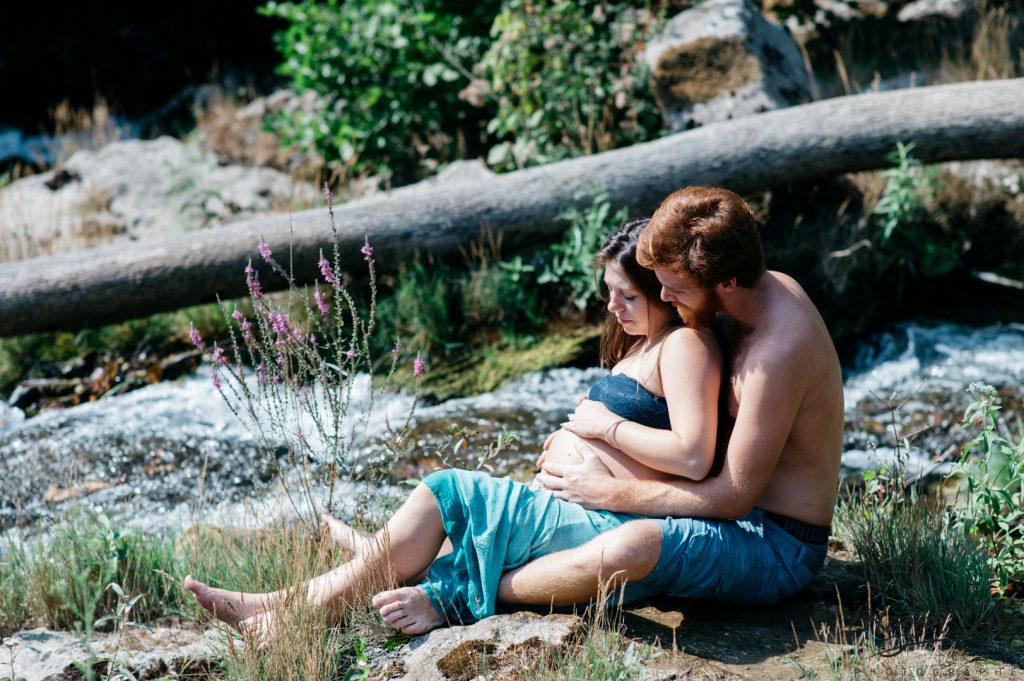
[{"xmin": 836, "ymin": 492, "xmax": 994, "ymax": 637}]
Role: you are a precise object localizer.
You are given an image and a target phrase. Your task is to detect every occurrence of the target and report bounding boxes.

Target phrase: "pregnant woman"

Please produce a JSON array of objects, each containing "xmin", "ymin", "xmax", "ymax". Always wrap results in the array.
[{"xmin": 185, "ymin": 218, "xmax": 722, "ymax": 639}]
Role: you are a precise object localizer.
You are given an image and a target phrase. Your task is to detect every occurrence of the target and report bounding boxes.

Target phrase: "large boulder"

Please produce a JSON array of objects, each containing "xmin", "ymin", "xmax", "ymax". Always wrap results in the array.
[
  {"xmin": 369, "ymin": 612, "xmax": 583, "ymax": 680},
  {"xmin": 4, "ymin": 626, "xmax": 217, "ymax": 681},
  {"xmin": 644, "ymin": 0, "xmax": 811, "ymax": 131}
]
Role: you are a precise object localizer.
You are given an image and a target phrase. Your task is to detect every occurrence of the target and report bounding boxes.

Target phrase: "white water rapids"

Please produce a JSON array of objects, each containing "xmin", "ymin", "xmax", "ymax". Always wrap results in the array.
[{"xmin": 1, "ymin": 321, "xmax": 1022, "ymax": 534}]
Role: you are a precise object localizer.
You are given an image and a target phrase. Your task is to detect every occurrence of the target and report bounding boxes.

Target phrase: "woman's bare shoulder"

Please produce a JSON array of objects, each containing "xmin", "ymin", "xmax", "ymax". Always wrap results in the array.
[{"xmin": 662, "ymin": 326, "xmax": 721, "ymax": 353}]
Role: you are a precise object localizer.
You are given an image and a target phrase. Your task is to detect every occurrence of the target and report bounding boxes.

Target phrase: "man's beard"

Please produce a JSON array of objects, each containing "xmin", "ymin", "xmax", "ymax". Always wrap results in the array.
[{"xmin": 675, "ymin": 287, "xmax": 722, "ymax": 329}]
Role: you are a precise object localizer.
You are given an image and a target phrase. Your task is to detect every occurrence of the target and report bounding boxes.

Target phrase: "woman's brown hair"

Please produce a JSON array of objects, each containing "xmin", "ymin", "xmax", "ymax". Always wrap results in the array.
[{"xmin": 597, "ymin": 218, "xmax": 683, "ymax": 368}]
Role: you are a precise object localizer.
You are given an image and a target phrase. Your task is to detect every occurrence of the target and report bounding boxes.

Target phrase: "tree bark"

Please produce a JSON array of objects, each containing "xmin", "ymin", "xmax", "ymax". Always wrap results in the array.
[{"xmin": 1, "ymin": 78, "xmax": 1023, "ymax": 337}]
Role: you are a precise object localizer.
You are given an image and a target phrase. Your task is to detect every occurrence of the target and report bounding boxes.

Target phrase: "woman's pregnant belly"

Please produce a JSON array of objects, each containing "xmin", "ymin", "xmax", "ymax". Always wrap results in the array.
[{"xmin": 542, "ymin": 429, "xmax": 672, "ymax": 481}]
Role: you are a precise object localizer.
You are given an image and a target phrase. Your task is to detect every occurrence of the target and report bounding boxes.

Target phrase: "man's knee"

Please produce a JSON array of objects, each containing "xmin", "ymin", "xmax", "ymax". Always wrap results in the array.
[{"xmin": 588, "ymin": 520, "xmax": 662, "ymax": 581}]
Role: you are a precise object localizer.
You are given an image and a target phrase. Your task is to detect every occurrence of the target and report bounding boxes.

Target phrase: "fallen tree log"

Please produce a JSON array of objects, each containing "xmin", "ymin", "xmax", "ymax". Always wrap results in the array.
[{"xmin": 1, "ymin": 78, "xmax": 1023, "ymax": 337}]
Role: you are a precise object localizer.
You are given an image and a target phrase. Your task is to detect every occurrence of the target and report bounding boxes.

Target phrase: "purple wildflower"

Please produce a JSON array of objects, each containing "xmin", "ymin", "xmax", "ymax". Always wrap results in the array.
[
  {"xmin": 320, "ymin": 373, "xmax": 330, "ymax": 385},
  {"xmin": 360, "ymin": 243, "xmax": 374, "ymax": 262},
  {"xmin": 314, "ymin": 288, "xmax": 329, "ymax": 317},
  {"xmin": 318, "ymin": 256, "xmax": 338, "ymax": 286},
  {"xmin": 323, "ymin": 184, "xmax": 333, "ymax": 205},
  {"xmin": 211, "ymin": 344, "xmax": 227, "ymax": 366},
  {"xmin": 232, "ymin": 309, "xmax": 243, "ymax": 321},
  {"xmin": 299, "ymin": 385, "xmax": 311, "ymax": 404},
  {"xmin": 245, "ymin": 263, "xmax": 264, "ymax": 300},
  {"xmin": 413, "ymin": 356, "xmax": 426, "ymax": 377},
  {"xmin": 257, "ymin": 363, "xmax": 268, "ymax": 384},
  {"xmin": 310, "ymin": 334, "xmax": 318, "ymax": 349},
  {"xmin": 189, "ymin": 325, "xmax": 204, "ymax": 350},
  {"xmin": 346, "ymin": 348, "xmax": 356, "ymax": 359},
  {"xmin": 270, "ymin": 311, "xmax": 291, "ymax": 336},
  {"xmin": 211, "ymin": 366, "xmax": 222, "ymax": 390},
  {"xmin": 292, "ymin": 325, "xmax": 305, "ymax": 344},
  {"xmin": 258, "ymin": 239, "xmax": 272, "ymax": 263},
  {"xmin": 241, "ymin": 320, "xmax": 254, "ymax": 343}
]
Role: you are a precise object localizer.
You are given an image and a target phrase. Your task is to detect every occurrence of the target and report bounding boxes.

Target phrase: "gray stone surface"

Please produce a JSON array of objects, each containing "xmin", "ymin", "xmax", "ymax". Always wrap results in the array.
[
  {"xmin": 4, "ymin": 626, "xmax": 217, "ymax": 681},
  {"xmin": 897, "ymin": 0, "xmax": 972, "ymax": 22},
  {"xmin": 387, "ymin": 612, "xmax": 582, "ymax": 680},
  {"xmin": 0, "ymin": 136, "xmax": 318, "ymax": 261},
  {"xmin": 645, "ymin": 0, "xmax": 811, "ymax": 131}
]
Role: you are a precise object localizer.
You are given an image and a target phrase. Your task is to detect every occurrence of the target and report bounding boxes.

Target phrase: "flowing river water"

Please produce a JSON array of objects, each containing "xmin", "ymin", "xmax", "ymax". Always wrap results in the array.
[{"xmin": 1, "ymin": 321, "xmax": 1022, "ymax": 537}]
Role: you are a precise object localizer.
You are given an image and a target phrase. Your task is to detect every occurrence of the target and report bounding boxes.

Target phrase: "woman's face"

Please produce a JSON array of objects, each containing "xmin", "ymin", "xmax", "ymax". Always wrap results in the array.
[{"xmin": 604, "ymin": 261, "xmax": 670, "ymax": 337}]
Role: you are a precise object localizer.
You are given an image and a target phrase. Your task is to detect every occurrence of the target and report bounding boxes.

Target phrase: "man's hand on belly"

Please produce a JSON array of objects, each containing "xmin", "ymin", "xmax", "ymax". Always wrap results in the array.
[{"xmin": 537, "ymin": 451, "xmax": 616, "ymax": 509}]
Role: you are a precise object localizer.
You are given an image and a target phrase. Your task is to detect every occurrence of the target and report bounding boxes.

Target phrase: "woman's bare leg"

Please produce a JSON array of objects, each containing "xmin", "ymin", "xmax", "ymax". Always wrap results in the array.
[
  {"xmin": 185, "ymin": 484, "xmax": 447, "ymax": 633},
  {"xmin": 322, "ymin": 511, "xmax": 454, "ymax": 586}
]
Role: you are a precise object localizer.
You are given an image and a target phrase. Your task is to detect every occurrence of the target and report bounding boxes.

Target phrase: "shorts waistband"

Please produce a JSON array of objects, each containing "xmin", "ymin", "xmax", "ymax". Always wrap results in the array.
[{"xmin": 762, "ymin": 510, "xmax": 830, "ymax": 546}]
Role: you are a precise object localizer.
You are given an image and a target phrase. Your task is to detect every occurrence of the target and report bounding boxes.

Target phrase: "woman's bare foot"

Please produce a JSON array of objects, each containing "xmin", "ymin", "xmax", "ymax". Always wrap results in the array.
[
  {"xmin": 184, "ymin": 575, "xmax": 273, "ymax": 630},
  {"xmin": 372, "ymin": 586, "xmax": 445, "ymax": 635},
  {"xmin": 321, "ymin": 512, "xmax": 374, "ymax": 554}
]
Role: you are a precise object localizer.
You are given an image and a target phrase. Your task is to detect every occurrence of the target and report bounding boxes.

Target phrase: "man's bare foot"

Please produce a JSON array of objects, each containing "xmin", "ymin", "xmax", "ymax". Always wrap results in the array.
[
  {"xmin": 184, "ymin": 575, "xmax": 273, "ymax": 630},
  {"xmin": 372, "ymin": 586, "xmax": 445, "ymax": 635},
  {"xmin": 321, "ymin": 512, "xmax": 374, "ymax": 554}
]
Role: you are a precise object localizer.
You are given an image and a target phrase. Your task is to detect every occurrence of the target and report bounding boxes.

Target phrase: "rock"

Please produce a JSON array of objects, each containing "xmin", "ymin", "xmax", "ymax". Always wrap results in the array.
[
  {"xmin": 897, "ymin": 0, "xmax": 972, "ymax": 22},
  {"xmin": 936, "ymin": 160, "xmax": 1024, "ymax": 196},
  {"xmin": 42, "ymin": 480, "xmax": 117, "ymax": 503},
  {"xmin": 157, "ymin": 350, "xmax": 203, "ymax": 382},
  {"xmin": 8, "ymin": 378, "xmax": 79, "ymax": 412},
  {"xmin": 204, "ymin": 89, "xmax": 327, "ymax": 171},
  {"xmin": 5, "ymin": 626, "xmax": 217, "ymax": 681},
  {"xmin": 0, "ymin": 136, "xmax": 318, "ymax": 261},
  {"xmin": 644, "ymin": 0, "xmax": 811, "ymax": 132},
  {"xmin": 0, "ymin": 400, "xmax": 24, "ymax": 433},
  {"xmin": 384, "ymin": 612, "xmax": 582, "ymax": 681}
]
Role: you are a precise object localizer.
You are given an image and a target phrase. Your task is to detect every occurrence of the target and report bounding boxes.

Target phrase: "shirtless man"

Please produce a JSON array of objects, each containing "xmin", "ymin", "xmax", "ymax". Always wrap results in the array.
[{"xmin": 496, "ymin": 185, "xmax": 845, "ymax": 606}]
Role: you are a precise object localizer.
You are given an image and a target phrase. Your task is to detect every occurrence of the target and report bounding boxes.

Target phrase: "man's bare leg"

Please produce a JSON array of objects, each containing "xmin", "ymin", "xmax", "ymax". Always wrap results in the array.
[
  {"xmin": 496, "ymin": 520, "xmax": 663, "ymax": 606},
  {"xmin": 185, "ymin": 484, "xmax": 447, "ymax": 636}
]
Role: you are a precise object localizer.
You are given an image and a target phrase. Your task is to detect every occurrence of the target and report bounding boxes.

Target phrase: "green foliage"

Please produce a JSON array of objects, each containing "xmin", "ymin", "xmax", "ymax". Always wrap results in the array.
[
  {"xmin": 838, "ymin": 489, "xmax": 994, "ymax": 635},
  {"xmin": 18, "ymin": 510, "xmax": 183, "ymax": 632},
  {"xmin": 375, "ymin": 244, "xmax": 550, "ymax": 365},
  {"xmin": 259, "ymin": 0, "xmax": 673, "ymax": 179},
  {"xmin": 541, "ymin": 193, "xmax": 629, "ymax": 310},
  {"xmin": 872, "ymin": 143, "xmax": 964, "ymax": 285},
  {"xmin": 837, "ymin": 404, "xmax": 994, "ymax": 636},
  {"xmin": 259, "ymin": 0, "xmax": 499, "ymax": 179},
  {"xmin": 0, "ymin": 303, "xmax": 229, "ymax": 396},
  {"xmin": 374, "ymin": 192, "xmax": 624, "ymax": 384},
  {"xmin": 479, "ymin": 0, "xmax": 666, "ymax": 170},
  {"xmin": 952, "ymin": 383, "xmax": 1024, "ymax": 591},
  {"xmin": 0, "ymin": 540, "xmax": 29, "ymax": 637}
]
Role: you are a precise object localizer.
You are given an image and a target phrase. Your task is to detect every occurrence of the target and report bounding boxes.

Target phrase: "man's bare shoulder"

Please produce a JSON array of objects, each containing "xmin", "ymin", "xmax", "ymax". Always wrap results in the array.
[{"xmin": 739, "ymin": 273, "xmax": 839, "ymax": 383}]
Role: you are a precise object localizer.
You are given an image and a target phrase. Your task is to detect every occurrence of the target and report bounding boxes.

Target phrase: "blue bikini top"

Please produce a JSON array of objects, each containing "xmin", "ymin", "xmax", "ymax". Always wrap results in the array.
[{"xmin": 587, "ymin": 373, "xmax": 671, "ymax": 430}]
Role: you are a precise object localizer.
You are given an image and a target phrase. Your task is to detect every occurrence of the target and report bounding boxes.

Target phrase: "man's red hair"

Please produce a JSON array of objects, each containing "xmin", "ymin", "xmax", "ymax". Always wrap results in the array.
[{"xmin": 637, "ymin": 186, "xmax": 765, "ymax": 288}]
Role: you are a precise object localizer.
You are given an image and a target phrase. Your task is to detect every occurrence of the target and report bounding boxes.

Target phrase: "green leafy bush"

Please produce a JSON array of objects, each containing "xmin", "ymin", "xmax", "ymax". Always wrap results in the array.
[
  {"xmin": 259, "ymin": 0, "xmax": 676, "ymax": 179},
  {"xmin": 478, "ymin": 0, "xmax": 667, "ymax": 170},
  {"xmin": 540, "ymin": 193, "xmax": 629, "ymax": 310},
  {"xmin": 953, "ymin": 383, "xmax": 1024, "ymax": 592},
  {"xmin": 872, "ymin": 143, "xmax": 964, "ymax": 286},
  {"xmin": 259, "ymin": 0, "xmax": 500, "ymax": 180}
]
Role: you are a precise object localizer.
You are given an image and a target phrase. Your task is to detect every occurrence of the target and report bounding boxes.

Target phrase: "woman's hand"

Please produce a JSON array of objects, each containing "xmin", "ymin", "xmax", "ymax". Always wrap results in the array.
[{"xmin": 562, "ymin": 399, "xmax": 618, "ymax": 441}]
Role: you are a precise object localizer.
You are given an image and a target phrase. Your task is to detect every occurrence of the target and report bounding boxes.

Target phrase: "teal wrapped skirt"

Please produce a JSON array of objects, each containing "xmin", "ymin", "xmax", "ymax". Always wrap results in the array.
[{"xmin": 419, "ymin": 469, "xmax": 638, "ymax": 624}]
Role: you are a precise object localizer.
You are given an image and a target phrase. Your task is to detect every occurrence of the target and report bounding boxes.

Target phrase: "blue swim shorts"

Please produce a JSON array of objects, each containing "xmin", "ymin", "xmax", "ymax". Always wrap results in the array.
[{"xmin": 628, "ymin": 508, "xmax": 828, "ymax": 605}]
